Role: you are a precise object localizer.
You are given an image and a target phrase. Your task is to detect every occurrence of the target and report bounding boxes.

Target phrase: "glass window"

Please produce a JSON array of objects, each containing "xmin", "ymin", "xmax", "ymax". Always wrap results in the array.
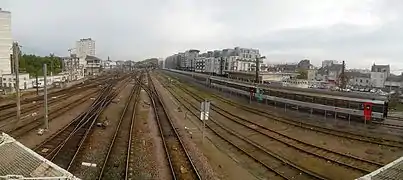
[{"xmin": 372, "ymin": 105, "xmax": 384, "ymax": 113}]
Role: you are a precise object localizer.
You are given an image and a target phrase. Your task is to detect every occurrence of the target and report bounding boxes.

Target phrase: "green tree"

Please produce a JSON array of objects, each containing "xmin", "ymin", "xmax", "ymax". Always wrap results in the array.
[{"xmin": 19, "ymin": 54, "xmax": 62, "ymax": 76}]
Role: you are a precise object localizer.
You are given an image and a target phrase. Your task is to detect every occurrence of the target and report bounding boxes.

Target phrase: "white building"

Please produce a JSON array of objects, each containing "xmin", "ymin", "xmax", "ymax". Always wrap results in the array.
[
  {"xmin": 76, "ymin": 38, "xmax": 95, "ymax": 65},
  {"xmin": 371, "ymin": 72, "xmax": 386, "ymax": 88},
  {"xmin": 346, "ymin": 72, "xmax": 372, "ymax": 87},
  {"xmin": 370, "ymin": 64, "xmax": 390, "ymax": 88},
  {"xmin": 0, "ymin": 8, "xmax": 12, "ymax": 76},
  {"xmin": 1, "ymin": 73, "xmax": 32, "ymax": 90},
  {"xmin": 184, "ymin": 49, "xmax": 199, "ymax": 71},
  {"xmin": 102, "ymin": 59, "xmax": 117, "ymax": 70}
]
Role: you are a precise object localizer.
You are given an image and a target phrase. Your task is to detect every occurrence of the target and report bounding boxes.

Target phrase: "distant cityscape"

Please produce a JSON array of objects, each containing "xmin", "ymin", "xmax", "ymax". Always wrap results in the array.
[{"xmin": 164, "ymin": 47, "xmax": 403, "ymax": 92}]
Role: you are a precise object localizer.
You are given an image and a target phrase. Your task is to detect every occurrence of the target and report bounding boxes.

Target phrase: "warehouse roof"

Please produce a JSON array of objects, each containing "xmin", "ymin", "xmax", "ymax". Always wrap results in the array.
[
  {"xmin": 0, "ymin": 133, "xmax": 80, "ymax": 180},
  {"xmin": 357, "ymin": 156, "xmax": 403, "ymax": 180}
]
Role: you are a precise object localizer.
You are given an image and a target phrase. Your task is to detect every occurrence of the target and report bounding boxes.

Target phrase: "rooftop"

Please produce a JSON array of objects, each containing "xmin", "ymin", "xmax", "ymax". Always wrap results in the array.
[
  {"xmin": 357, "ymin": 156, "xmax": 403, "ymax": 180},
  {"xmin": 85, "ymin": 55, "xmax": 101, "ymax": 61},
  {"xmin": 0, "ymin": 133, "xmax": 80, "ymax": 179},
  {"xmin": 345, "ymin": 72, "xmax": 371, "ymax": 78}
]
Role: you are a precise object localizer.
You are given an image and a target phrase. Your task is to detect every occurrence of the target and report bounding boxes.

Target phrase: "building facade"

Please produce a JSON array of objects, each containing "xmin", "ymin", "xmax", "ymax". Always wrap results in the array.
[
  {"xmin": 1, "ymin": 73, "xmax": 31, "ymax": 90},
  {"xmin": 0, "ymin": 8, "xmax": 12, "ymax": 76},
  {"xmin": 165, "ymin": 47, "xmax": 264, "ymax": 74},
  {"xmin": 85, "ymin": 55, "xmax": 101, "ymax": 76},
  {"xmin": 76, "ymin": 38, "xmax": 95, "ymax": 64},
  {"xmin": 184, "ymin": 49, "xmax": 199, "ymax": 71},
  {"xmin": 346, "ymin": 72, "xmax": 371, "ymax": 87},
  {"xmin": 370, "ymin": 64, "xmax": 390, "ymax": 88}
]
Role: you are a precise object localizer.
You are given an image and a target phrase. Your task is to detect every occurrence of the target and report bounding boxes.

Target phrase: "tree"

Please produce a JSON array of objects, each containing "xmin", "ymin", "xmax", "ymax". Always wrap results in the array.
[{"xmin": 19, "ymin": 54, "xmax": 62, "ymax": 76}]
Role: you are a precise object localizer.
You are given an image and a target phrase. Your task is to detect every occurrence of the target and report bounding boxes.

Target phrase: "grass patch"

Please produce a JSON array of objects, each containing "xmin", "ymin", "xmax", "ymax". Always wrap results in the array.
[{"xmin": 392, "ymin": 103, "xmax": 403, "ymax": 112}]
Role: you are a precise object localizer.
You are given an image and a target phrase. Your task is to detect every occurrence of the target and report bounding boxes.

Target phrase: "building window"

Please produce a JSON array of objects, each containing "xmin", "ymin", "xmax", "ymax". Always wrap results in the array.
[
  {"xmin": 360, "ymin": 79, "xmax": 363, "ymax": 83},
  {"xmin": 366, "ymin": 80, "xmax": 369, "ymax": 83}
]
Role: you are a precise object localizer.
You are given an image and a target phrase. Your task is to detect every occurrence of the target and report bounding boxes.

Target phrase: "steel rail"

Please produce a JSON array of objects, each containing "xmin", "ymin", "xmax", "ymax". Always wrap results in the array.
[
  {"xmin": 97, "ymin": 80, "xmax": 140, "ymax": 179},
  {"xmin": 144, "ymin": 72, "xmax": 201, "ymax": 180}
]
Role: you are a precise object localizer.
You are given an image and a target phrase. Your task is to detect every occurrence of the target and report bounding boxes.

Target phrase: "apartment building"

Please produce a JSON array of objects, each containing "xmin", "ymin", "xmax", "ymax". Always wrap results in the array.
[
  {"xmin": 166, "ymin": 47, "xmax": 264, "ymax": 75},
  {"xmin": 371, "ymin": 64, "xmax": 390, "ymax": 88},
  {"xmin": 76, "ymin": 38, "xmax": 95, "ymax": 65},
  {"xmin": 0, "ymin": 8, "xmax": 12, "ymax": 76},
  {"xmin": 184, "ymin": 49, "xmax": 199, "ymax": 71}
]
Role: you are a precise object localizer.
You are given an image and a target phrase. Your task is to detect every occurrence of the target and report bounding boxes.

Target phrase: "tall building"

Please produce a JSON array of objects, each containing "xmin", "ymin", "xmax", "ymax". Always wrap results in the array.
[
  {"xmin": 75, "ymin": 38, "xmax": 95, "ymax": 64},
  {"xmin": 0, "ymin": 8, "xmax": 12, "ymax": 75}
]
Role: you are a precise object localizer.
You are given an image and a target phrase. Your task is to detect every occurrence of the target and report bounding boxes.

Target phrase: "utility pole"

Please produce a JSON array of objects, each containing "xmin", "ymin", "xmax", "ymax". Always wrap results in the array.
[
  {"xmin": 338, "ymin": 60, "xmax": 347, "ymax": 89},
  {"xmin": 68, "ymin": 48, "xmax": 75, "ymax": 82},
  {"xmin": 220, "ymin": 57, "xmax": 225, "ymax": 76},
  {"xmin": 43, "ymin": 64, "xmax": 49, "ymax": 130},
  {"xmin": 13, "ymin": 42, "xmax": 21, "ymax": 129},
  {"xmin": 255, "ymin": 56, "xmax": 266, "ymax": 83},
  {"xmin": 35, "ymin": 72, "xmax": 39, "ymax": 95}
]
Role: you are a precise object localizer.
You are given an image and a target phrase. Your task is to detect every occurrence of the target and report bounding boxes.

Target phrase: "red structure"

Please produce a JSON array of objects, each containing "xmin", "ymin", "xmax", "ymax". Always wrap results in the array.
[{"xmin": 363, "ymin": 102, "xmax": 373, "ymax": 121}]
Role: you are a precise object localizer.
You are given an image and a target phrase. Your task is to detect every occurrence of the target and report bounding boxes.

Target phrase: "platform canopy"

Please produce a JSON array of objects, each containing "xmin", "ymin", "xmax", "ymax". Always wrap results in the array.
[
  {"xmin": 0, "ymin": 133, "xmax": 80, "ymax": 180},
  {"xmin": 357, "ymin": 156, "xmax": 403, "ymax": 180}
]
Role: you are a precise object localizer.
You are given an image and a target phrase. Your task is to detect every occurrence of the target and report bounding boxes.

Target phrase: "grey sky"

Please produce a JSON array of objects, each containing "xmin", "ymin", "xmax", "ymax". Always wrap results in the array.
[{"xmin": 2, "ymin": 0, "xmax": 403, "ymax": 72}]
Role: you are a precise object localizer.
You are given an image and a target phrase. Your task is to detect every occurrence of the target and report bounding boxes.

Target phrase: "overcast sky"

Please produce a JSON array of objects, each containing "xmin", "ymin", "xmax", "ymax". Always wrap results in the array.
[{"xmin": 2, "ymin": 0, "xmax": 403, "ymax": 73}]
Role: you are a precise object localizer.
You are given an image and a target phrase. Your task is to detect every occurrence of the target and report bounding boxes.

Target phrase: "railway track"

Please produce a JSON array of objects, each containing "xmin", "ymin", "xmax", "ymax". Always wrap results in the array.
[
  {"xmin": 4, "ymin": 76, "xmax": 131, "ymax": 136},
  {"xmin": 98, "ymin": 77, "xmax": 141, "ymax": 180},
  {"xmin": 7, "ymin": 90, "xmax": 98, "ymax": 137},
  {"xmin": 33, "ymin": 80, "xmax": 121, "ymax": 170},
  {"xmin": 0, "ymin": 88, "xmax": 98, "ymax": 127},
  {"xmin": 161, "ymin": 77, "xmax": 324, "ymax": 179},
  {"xmin": 389, "ymin": 116, "xmax": 403, "ymax": 121},
  {"xmin": 144, "ymin": 73, "xmax": 201, "ymax": 180},
  {"xmin": 164, "ymin": 74, "xmax": 403, "ymax": 149},
  {"xmin": 0, "ymin": 84, "xmax": 100, "ymax": 122},
  {"xmin": 0, "ymin": 75, "xmax": 109, "ymax": 111}
]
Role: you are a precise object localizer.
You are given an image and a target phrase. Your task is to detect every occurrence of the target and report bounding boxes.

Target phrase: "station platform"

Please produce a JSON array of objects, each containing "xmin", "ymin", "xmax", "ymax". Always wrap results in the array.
[
  {"xmin": 358, "ymin": 156, "xmax": 403, "ymax": 180},
  {"xmin": 0, "ymin": 133, "xmax": 80, "ymax": 180}
]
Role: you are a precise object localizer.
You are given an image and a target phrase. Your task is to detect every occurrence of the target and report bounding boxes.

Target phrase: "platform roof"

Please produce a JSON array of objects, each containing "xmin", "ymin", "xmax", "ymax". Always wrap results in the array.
[
  {"xmin": 357, "ymin": 156, "xmax": 403, "ymax": 180},
  {"xmin": 0, "ymin": 133, "xmax": 80, "ymax": 180}
]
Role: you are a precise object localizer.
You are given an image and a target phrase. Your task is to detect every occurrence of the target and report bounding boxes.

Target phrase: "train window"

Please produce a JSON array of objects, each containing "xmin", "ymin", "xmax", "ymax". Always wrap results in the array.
[
  {"xmin": 314, "ymin": 97, "xmax": 326, "ymax": 105},
  {"xmin": 336, "ymin": 100, "xmax": 348, "ymax": 108},
  {"xmin": 287, "ymin": 93, "xmax": 295, "ymax": 100},
  {"xmin": 372, "ymin": 104, "xmax": 384, "ymax": 113},
  {"xmin": 348, "ymin": 101, "xmax": 362, "ymax": 109},
  {"xmin": 358, "ymin": 103, "xmax": 364, "ymax": 110},
  {"xmin": 325, "ymin": 99, "xmax": 334, "ymax": 106},
  {"xmin": 305, "ymin": 96, "xmax": 314, "ymax": 103},
  {"xmin": 295, "ymin": 95, "xmax": 304, "ymax": 101}
]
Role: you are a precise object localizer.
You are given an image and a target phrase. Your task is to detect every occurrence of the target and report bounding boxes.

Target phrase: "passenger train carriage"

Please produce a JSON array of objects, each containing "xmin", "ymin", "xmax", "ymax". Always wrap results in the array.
[{"xmin": 165, "ymin": 69, "xmax": 389, "ymax": 121}]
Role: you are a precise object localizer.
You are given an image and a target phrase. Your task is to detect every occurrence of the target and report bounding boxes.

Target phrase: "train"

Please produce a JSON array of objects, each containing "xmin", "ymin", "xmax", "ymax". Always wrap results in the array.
[{"xmin": 164, "ymin": 69, "xmax": 389, "ymax": 121}]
